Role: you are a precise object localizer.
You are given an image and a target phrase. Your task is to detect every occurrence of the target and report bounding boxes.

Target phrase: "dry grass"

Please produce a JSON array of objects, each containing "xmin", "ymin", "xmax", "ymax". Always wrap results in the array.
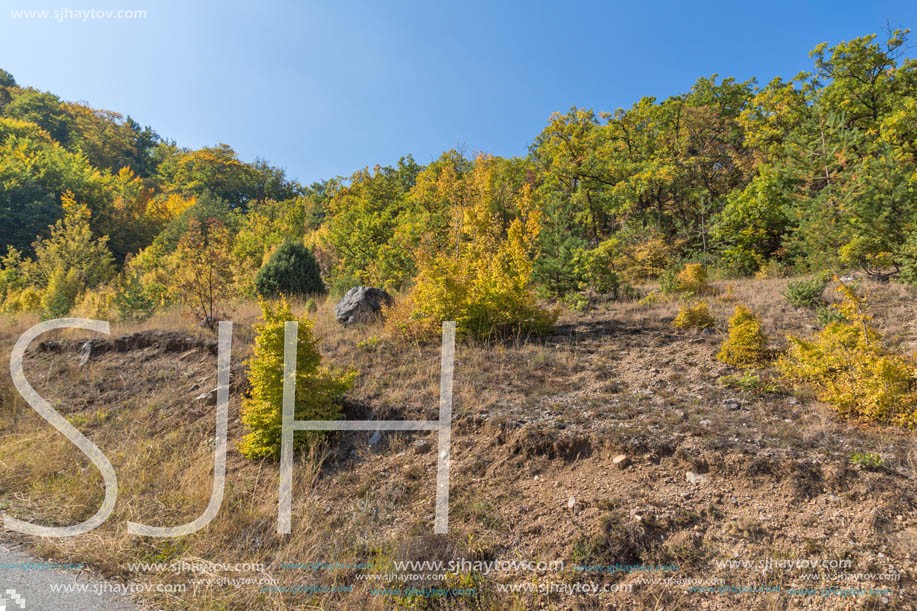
[{"xmin": 1, "ymin": 278, "xmax": 917, "ymax": 609}]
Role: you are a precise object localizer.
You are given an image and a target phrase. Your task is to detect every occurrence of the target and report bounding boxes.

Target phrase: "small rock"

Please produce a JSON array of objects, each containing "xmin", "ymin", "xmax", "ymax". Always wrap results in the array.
[
  {"xmin": 612, "ymin": 454, "xmax": 631, "ymax": 469},
  {"xmin": 722, "ymin": 398, "xmax": 741, "ymax": 411},
  {"xmin": 413, "ymin": 439, "xmax": 432, "ymax": 454},
  {"xmin": 686, "ymin": 471, "xmax": 707, "ymax": 485},
  {"xmin": 567, "ymin": 496, "xmax": 576, "ymax": 509}
]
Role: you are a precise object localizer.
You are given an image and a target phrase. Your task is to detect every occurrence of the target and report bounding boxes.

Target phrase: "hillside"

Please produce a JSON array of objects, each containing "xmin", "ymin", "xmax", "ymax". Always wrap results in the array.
[
  {"xmin": 2, "ymin": 26, "xmax": 917, "ymax": 611},
  {"xmin": 1, "ymin": 276, "xmax": 915, "ymax": 610}
]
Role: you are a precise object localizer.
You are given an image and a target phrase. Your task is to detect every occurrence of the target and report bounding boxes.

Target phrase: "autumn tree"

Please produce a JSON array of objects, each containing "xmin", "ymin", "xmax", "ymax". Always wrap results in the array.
[{"xmin": 169, "ymin": 217, "xmax": 234, "ymax": 327}]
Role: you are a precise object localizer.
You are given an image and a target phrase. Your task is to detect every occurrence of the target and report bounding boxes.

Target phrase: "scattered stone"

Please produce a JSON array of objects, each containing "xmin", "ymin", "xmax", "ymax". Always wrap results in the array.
[
  {"xmin": 567, "ymin": 496, "xmax": 576, "ymax": 509},
  {"xmin": 686, "ymin": 471, "xmax": 707, "ymax": 485},
  {"xmin": 612, "ymin": 454, "xmax": 631, "ymax": 469},
  {"xmin": 413, "ymin": 439, "xmax": 432, "ymax": 454},
  {"xmin": 722, "ymin": 398, "xmax": 741, "ymax": 410},
  {"xmin": 334, "ymin": 286, "xmax": 394, "ymax": 324}
]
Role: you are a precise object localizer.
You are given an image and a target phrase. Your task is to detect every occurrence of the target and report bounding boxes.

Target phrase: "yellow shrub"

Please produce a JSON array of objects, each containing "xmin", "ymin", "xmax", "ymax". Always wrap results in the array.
[
  {"xmin": 777, "ymin": 280, "xmax": 917, "ymax": 427},
  {"xmin": 673, "ymin": 301, "xmax": 714, "ymax": 330},
  {"xmin": 676, "ymin": 263, "xmax": 710, "ymax": 295},
  {"xmin": 71, "ymin": 285, "xmax": 117, "ymax": 320},
  {"xmin": 383, "ymin": 292, "xmax": 441, "ymax": 342},
  {"xmin": 754, "ymin": 260, "xmax": 786, "ymax": 279},
  {"xmin": 638, "ymin": 289, "xmax": 663, "ymax": 305},
  {"xmin": 1, "ymin": 287, "xmax": 42, "ymax": 313},
  {"xmin": 718, "ymin": 305, "xmax": 769, "ymax": 367},
  {"xmin": 620, "ymin": 235, "xmax": 679, "ymax": 283}
]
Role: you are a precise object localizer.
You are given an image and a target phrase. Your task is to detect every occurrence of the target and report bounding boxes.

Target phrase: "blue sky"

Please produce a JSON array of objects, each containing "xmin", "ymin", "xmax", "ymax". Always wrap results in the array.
[{"xmin": 1, "ymin": 0, "xmax": 915, "ymax": 185}]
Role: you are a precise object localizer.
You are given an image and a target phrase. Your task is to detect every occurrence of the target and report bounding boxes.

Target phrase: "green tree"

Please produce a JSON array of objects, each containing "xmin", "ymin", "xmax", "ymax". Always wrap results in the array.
[
  {"xmin": 254, "ymin": 241, "xmax": 325, "ymax": 298},
  {"xmin": 4, "ymin": 88, "xmax": 74, "ymax": 144}
]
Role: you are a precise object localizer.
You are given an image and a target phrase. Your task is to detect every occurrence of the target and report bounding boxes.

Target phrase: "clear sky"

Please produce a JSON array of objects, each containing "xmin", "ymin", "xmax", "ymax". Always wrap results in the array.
[{"xmin": 1, "ymin": 0, "xmax": 915, "ymax": 185}]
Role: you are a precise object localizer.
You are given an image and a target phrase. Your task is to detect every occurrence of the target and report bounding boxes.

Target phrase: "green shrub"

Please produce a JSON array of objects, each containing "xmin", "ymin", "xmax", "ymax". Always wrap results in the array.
[
  {"xmin": 239, "ymin": 298, "xmax": 355, "ymax": 459},
  {"xmin": 254, "ymin": 241, "xmax": 325, "ymax": 299},
  {"xmin": 40, "ymin": 267, "xmax": 81, "ymax": 319},
  {"xmin": 850, "ymin": 452, "xmax": 884, "ymax": 470},
  {"xmin": 815, "ymin": 303, "xmax": 844, "ymax": 327},
  {"xmin": 783, "ymin": 274, "xmax": 828, "ymax": 308},
  {"xmin": 719, "ymin": 370, "xmax": 780, "ymax": 394},
  {"xmin": 659, "ymin": 265, "xmax": 682, "ymax": 295},
  {"xmin": 561, "ymin": 292, "xmax": 589, "ymax": 312}
]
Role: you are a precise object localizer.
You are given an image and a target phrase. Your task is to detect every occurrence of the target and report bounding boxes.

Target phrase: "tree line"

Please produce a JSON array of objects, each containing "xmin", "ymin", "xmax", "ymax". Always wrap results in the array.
[{"xmin": 1, "ymin": 30, "xmax": 916, "ymax": 337}]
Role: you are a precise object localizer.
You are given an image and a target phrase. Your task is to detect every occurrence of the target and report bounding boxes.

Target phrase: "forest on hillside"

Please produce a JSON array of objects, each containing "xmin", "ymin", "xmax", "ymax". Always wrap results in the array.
[{"xmin": 1, "ymin": 30, "xmax": 916, "ymax": 337}]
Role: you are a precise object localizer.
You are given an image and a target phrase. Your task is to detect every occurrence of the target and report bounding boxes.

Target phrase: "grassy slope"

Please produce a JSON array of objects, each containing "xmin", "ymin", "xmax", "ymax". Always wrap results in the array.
[{"xmin": 1, "ymin": 278, "xmax": 916, "ymax": 610}]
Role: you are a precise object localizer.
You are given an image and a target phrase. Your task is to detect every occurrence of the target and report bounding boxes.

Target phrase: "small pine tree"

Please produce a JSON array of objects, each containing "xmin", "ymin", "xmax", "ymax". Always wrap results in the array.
[
  {"xmin": 115, "ymin": 273, "xmax": 156, "ymax": 321},
  {"xmin": 254, "ymin": 241, "xmax": 325, "ymax": 298},
  {"xmin": 783, "ymin": 274, "xmax": 828, "ymax": 308},
  {"xmin": 718, "ymin": 305, "xmax": 769, "ymax": 367},
  {"xmin": 239, "ymin": 298, "xmax": 355, "ymax": 460}
]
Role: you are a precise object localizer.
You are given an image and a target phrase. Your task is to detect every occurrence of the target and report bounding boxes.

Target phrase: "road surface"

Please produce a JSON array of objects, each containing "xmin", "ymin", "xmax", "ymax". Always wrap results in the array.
[{"xmin": 0, "ymin": 538, "xmax": 140, "ymax": 611}]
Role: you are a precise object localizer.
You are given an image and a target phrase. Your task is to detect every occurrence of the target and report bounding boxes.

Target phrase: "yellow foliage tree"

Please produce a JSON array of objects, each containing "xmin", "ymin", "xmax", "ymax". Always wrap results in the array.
[
  {"xmin": 391, "ymin": 155, "xmax": 556, "ymax": 340},
  {"xmin": 167, "ymin": 217, "xmax": 233, "ymax": 327}
]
